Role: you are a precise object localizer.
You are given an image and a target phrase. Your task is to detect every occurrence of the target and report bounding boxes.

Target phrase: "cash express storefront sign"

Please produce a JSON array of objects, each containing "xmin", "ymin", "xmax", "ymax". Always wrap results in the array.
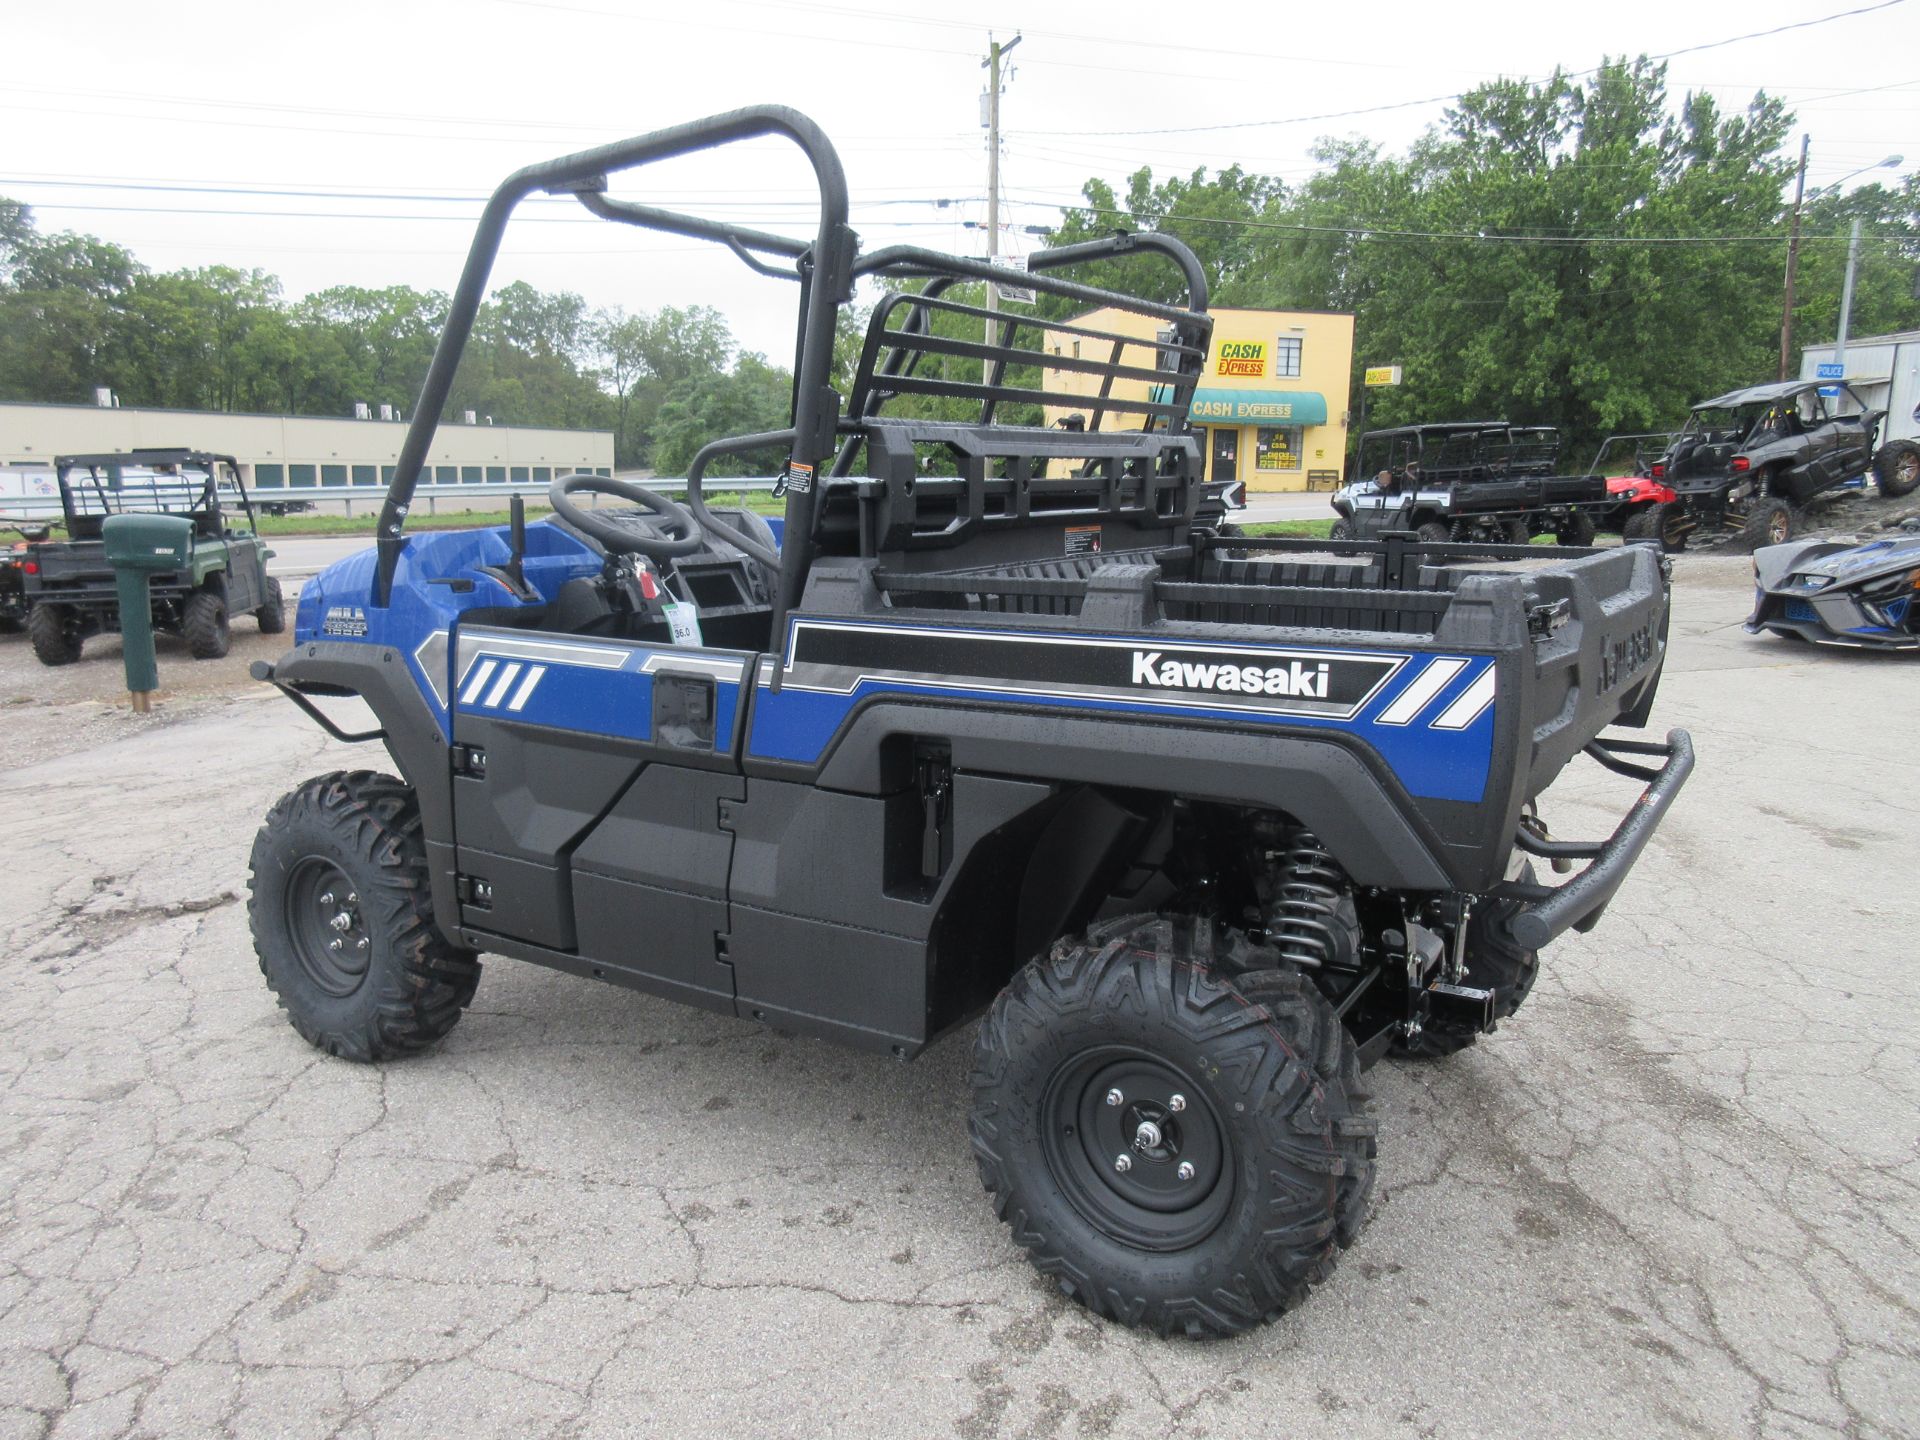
[{"xmin": 1171, "ymin": 388, "xmax": 1331, "ymax": 425}]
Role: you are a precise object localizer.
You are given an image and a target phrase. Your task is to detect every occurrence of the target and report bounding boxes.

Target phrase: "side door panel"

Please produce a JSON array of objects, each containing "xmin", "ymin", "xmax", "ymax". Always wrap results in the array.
[{"xmin": 448, "ymin": 624, "xmax": 755, "ymax": 960}]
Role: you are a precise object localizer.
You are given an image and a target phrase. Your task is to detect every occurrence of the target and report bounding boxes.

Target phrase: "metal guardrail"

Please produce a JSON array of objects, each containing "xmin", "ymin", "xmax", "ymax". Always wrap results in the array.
[{"xmin": 1, "ymin": 475, "xmax": 784, "ymax": 522}]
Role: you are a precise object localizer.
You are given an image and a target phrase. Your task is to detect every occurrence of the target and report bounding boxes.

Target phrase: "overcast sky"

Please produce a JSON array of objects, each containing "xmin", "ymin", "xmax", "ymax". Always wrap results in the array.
[{"xmin": 8, "ymin": 0, "xmax": 1916, "ymax": 365}]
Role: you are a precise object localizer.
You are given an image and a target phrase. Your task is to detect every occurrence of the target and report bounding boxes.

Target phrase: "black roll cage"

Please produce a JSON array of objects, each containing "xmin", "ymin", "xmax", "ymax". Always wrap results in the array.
[
  {"xmin": 52, "ymin": 448, "xmax": 254, "ymax": 539},
  {"xmin": 371, "ymin": 104, "xmax": 1211, "ymax": 627}
]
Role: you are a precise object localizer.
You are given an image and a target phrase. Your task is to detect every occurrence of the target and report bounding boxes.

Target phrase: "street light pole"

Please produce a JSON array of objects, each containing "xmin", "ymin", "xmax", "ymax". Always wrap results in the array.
[
  {"xmin": 1834, "ymin": 218, "xmax": 1863, "ymax": 372},
  {"xmin": 1778, "ymin": 134, "xmax": 1810, "ymax": 382}
]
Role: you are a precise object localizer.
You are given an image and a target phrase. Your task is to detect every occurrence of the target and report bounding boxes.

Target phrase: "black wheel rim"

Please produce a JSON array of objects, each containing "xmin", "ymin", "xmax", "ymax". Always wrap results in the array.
[
  {"xmin": 283, "ymin": 857, "xmax": 372, "ymax": 998},
  {"xmin": 1040, "ymin": 1046, "xmax": 1232, "ymax": 1252}
]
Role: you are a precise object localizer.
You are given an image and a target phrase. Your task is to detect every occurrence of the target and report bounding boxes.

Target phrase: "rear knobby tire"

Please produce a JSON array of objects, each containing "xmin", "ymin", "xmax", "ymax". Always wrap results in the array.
[
  {"xmin": 1874, "ymin": 441, "xmax": 1920, "ymax": 499},
  {"xmin": 1327, "ymin": 519, "xmax": 1354, "ymax": 542},
  {"xmin": 182, "ymin": 589, "xmax": 230, "ymax": 659},
  {"xmin": 248, "ymin": 770, "xmax": 480, "ymax": 1062},
  {"xmin": 256, "ymin": 575, "xmax": 287, "ymax": 634},
  {"xmin": 1555, "ymin": 513, "xmax": 1597, "ymax": 547},
  {"xmin": 1415, "ymin": 521, "xmax": 1451, "ymax": 545},
  {"xmin": 970, "ymin": 914, "xmax": 1375, "ymax": 1338},
  {"xmin": 1743, "ymin": 496, "xmax": 1794, "ymax": 552},
  {"xmin": 1394, "ymin": 864, "xmax": 1541, "ymax": 1059},
  {"xmin": 28, "ymin": 603, "xmax": 83, "ymax": 666}
]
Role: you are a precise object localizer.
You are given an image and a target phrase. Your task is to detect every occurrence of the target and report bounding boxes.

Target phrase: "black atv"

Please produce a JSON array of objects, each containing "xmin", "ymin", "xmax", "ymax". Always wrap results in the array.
[{"xmin": 1645, "ymin": 380, "xmax": 1885, "ymax": 552}]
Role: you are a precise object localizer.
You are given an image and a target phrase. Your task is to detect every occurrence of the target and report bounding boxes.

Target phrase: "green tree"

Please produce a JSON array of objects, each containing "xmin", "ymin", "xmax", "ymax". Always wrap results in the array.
[
  {"xmin": 651, "ymin": 352, "xmax": 793, "ymax": 476},
  {"xmin": 595, "ymin": 303, "xmax": 733, "ymax": 465},
  {"xmin": 1788, "ymin": 177, "xmax": 1920, "ymax": 352},
  {"xmin": 1046, "ymin": 59, "xmax": 1798, "ymax": 459}
]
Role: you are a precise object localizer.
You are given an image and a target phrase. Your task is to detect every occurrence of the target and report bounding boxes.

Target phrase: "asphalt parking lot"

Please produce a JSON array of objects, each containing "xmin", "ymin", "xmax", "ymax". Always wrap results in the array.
[{"xmin": 1, "ymin": 553, "xmax": 1916, "ymax": 1439}]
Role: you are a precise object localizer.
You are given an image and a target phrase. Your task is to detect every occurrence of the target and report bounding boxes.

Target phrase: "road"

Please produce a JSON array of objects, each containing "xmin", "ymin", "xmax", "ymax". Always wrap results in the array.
[
  {"xmin": 268, "ymin": 535, "xmax": 379, "ymax": 578},
  {"xmin": 0, "ymin": 555, "xmax": 1914, "ymax": 1438}
]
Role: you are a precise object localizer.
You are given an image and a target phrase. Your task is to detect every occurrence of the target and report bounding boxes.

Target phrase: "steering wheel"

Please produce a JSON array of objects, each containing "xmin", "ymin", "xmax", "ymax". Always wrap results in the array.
[{"xmin": 547, "ymin": 473, "xmax": 704, "ymax": 559}]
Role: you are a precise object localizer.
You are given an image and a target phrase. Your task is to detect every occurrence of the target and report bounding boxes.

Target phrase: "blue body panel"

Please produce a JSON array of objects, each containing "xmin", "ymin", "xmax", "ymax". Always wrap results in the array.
[
  {"xmin": 745, "ymin": 618, "xmax": 1497, "ymax": 803},
  {"xmin": 292, "ymin": 519, "xmax": 1498, "ymax": 801}
]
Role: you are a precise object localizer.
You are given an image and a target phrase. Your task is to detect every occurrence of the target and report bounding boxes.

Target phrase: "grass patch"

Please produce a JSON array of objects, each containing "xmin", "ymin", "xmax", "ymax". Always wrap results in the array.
[{"xmin": 1240, "ymin": 519, "xmax": 1336, "ymax": 539}]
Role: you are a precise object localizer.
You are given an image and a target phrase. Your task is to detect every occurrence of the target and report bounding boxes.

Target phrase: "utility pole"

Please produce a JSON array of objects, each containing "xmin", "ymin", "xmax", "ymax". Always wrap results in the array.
[
  {"xmin": 1834, "ymin": 217, "xmax": 1864, "ymax": 371},
  {"xmin": 982, "ymin": 32, "xmax": 1021, "ymax": 349},
  {"xmin": 1778, "ymin": 133, "xmax": 1810, "ymax": 381}
]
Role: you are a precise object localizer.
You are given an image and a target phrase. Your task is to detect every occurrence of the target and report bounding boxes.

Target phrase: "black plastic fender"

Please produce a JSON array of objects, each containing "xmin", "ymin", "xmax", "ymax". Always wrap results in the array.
[{"xmin": 256, "ymin": 640, "xmax": 461, "ymax": 940}]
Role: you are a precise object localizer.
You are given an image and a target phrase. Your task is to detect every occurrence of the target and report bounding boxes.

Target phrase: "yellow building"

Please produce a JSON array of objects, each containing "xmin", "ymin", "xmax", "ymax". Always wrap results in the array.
[{"xmin": 1044, "ymin": 306, "xmax": 1354, "ymax": 493}]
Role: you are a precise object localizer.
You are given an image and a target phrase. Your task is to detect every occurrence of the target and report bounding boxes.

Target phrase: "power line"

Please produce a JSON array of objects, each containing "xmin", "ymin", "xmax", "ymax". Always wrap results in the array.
[
  {"xmin": 1043, "ymin": 199, "xmax": 1894, "ymax": 247},
  {"xmin": 0, "ymin": 177, "xmax": 972, "ymax": 212},
  {"xmin": 1018, "ymin": 0, "xmax": 1910, "ymax": 138}
]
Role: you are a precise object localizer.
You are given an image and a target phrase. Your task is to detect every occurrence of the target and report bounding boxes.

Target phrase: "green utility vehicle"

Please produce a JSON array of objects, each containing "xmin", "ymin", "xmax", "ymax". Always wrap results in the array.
[{"xmin": 23, "ymin": 449, "xmax": 283, "ymax": 665}]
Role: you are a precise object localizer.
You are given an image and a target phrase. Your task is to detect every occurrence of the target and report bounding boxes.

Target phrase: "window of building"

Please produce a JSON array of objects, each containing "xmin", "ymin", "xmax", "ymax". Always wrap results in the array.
[
  {"xmin": 435, "ymin": 465, "xmax": 459, "ymax": 485},
  {"xmin": 486, "ymin": 466, "xmax": 507, "ymax": 483},
  {"xmin": 289, "ymin": 464, "xmax": 317, "ymax": 487},
  {"xmin": 510, "ymin": 466, "xmax": 529, "ymax": 483},
  {"xmin": 594, "ymin": 467, "xmax": 612, "ymax": 478},
  {"xmin": 352, "ymin": 464, "xmax": 378, "ymax": 486},
  {"xmin": 321, "ymin": 464, "xmax": 348, "ymax": 487},
  {"xmin": 1273, "ymin": 336, "xmax": 1302, "ymax": 378},
  {"xmin": 532, "ymin": 466, "xmax": 551, "ymax": 484},
  {"xmin": 381, "ymin": 466, "xmax": 396, "ymax": 485},
  {"xmin": 461, "ymin": 466, "xmax": 483, "ymax": 484},
  {"xmin": 254, "ymin": 464, "xmax": 285, "ymax": 488},
  {"xmin": 1255, "ymin": 426, "xmax": 1304, "ymax": 471}
]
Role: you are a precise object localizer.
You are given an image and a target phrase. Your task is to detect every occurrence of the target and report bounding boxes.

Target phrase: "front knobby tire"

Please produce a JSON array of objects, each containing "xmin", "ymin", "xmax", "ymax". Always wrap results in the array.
[
  {"xmin": 248, "ymin": 770, "xmax": 480, "ymax": 1062},
  {"xmin": 969, "ymin": 914, "xmax": 1375, "ymax": 1338},
  {"xmin": 256, "ymin": 575, "xmax": 287, "ymax": 635},
  {"xmin": 1875, "ymin": 441, "xmax": 1920, "ymax": 499}
]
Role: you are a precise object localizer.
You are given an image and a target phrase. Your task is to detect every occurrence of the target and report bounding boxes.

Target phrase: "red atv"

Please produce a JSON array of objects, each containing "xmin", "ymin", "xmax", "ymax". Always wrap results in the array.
[{"xmin": 1591, "ymin": 434, "xmax": 1680, "ymax": 543}]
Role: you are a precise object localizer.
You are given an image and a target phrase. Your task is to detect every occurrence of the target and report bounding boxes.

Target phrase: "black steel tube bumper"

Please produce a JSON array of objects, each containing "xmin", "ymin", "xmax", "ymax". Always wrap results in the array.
[{"xmin": 1500, "ymin": 730, "xmax": 1694, "ymax": 950}]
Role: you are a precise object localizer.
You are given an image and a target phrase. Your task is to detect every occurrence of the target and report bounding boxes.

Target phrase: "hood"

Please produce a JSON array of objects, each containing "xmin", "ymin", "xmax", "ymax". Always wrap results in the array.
[{"xmin": 1754, "ymin": 530, "xmax": 1920, "ymax": 592}]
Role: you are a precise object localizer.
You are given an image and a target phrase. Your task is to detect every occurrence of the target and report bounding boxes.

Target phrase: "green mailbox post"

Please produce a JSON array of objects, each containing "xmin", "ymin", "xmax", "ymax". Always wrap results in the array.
[{"xmin": 101, "ymin": 513, "xmax": 195, "ymax": 711}]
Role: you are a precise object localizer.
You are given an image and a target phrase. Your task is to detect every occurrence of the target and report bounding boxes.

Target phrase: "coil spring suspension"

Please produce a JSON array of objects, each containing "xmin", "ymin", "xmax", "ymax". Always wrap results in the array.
[{"xmin": 1270, "ymin": 829, "xmax": 1352, "ymax": 970}]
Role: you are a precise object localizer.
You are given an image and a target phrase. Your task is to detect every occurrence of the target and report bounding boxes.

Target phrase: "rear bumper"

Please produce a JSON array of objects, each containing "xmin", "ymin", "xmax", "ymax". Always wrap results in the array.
[{"xmin": 1497, "ymin": 730, "xmax": 1694, "ymax": 949}]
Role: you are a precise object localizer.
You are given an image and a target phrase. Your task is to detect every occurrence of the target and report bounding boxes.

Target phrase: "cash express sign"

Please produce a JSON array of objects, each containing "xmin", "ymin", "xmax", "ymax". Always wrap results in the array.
[{"xmin": 1216, "ymin": 341, "xmax": 1267, "ymax": 379}]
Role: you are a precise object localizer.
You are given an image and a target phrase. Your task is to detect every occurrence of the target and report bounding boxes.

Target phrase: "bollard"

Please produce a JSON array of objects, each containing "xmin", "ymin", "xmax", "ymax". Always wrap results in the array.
[{"xmin": 100, "ymin": 513, "xmax": 195, "ymax": 713}]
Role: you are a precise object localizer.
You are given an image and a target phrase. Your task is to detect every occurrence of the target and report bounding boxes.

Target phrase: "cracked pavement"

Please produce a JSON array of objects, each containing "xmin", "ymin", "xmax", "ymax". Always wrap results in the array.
[{"xmin": 1, "ymin": 554, "xmax": 1915, "ymax": 1438}]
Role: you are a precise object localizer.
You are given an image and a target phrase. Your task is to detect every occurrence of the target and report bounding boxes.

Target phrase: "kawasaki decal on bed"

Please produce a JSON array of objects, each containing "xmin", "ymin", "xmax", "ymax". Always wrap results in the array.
[{"xmin": 781, "ymin": 619, "xmax": 1405, "ymax": 720}]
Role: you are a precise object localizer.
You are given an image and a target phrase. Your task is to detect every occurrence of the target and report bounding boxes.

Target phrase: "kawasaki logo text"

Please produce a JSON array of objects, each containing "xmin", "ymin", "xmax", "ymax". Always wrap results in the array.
[{"xmin": 1131, "ymin": 650, "xmax": 1329, "ymax": 699}]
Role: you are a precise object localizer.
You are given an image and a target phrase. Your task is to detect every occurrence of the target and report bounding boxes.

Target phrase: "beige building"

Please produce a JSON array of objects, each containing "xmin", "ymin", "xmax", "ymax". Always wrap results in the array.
[
  {"xmin": 0, "ymin": 401, "xmax": 612, "ymax": 498},
  {"xmin": 1045, "ymin": 306, "xmax": 1355, "ymax": 493}
]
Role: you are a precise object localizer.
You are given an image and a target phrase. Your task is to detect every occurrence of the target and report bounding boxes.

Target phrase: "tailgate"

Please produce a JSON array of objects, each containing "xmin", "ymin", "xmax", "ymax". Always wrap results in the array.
[
  {"xmin": 1500, "ymin": 543, "xmax": 1670, "ymax": 800},
  {"xmin": 24, "ymin": 541, "xmax": 113, "ymax": 587}
]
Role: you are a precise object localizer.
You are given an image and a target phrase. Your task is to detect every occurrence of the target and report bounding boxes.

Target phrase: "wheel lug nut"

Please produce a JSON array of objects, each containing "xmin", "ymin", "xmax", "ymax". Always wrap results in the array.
[
  {"xmin": 328, "ymin": 938, "xmax": 342, "ymax": 952},
  {"xmin": 1113, "ymin": 1153, "xmax": 1132, "ymax": 1173},
  {"xmin": 356, "ymin": 938, "xmax": 368, "ymax": 951},
  {"xmin": 347, "ymin": 893, "xmax": 358, "ymax": 904},
  {"xmin": 319, "ymin": 891, "xmax": 335, "ymax": 906},
  {"xmin": 1177, "ymin": 1162, "xmax": 1195, "ymax": 1182},
  {"xmin": 1168, "ymin": 1094, "xmax": 1186, "ymax": 1113},
  {"xmin": 1104, "ymin": 1088, "xmax": 1124, "ymax": 1107}
]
